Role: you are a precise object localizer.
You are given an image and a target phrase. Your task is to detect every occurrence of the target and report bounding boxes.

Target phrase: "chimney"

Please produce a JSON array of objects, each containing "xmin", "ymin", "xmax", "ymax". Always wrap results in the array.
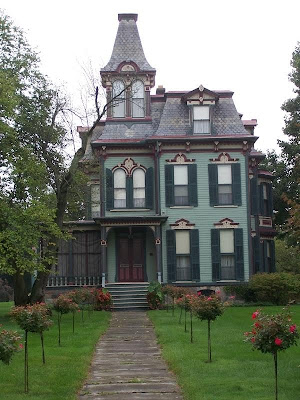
[{"xmin": 156, "ymin": 85, "xmax": 165, "ymax": 95}]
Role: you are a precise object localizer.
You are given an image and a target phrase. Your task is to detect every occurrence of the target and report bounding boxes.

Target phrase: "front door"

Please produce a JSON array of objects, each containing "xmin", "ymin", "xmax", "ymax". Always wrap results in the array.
[{"xmin": 118, "ymin": 234, "xmax": 145, "ymax": 282}]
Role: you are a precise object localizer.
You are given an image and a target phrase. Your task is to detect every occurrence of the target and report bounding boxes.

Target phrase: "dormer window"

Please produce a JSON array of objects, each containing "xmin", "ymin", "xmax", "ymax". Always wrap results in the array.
[
  {"xmin": 132, "ymin": 80, "xmax": 145, "ymax": 118},
  {"xmin": 112, "ymin": 80, "xmax": 125, "ymax": 118},
  {"xmin": 193, "ymin": 106, "xmax": 210, "ymax": 134}
]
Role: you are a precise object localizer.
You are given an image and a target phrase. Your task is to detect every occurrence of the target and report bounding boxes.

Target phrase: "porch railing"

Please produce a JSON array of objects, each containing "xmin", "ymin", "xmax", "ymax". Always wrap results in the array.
[{"xmin": 46, "ymin": 276, "xmax": 101, "ymax": 287}]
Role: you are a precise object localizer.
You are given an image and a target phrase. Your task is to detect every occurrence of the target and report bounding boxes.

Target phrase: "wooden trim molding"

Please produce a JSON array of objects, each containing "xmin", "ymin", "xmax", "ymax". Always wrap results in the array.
[
  {"xmin": 166, "ymin": 153, "xmax": 195, "ymax": 164},
  {"xmin": 112, "ymin": 157, "xmax": 146, "ymax": 176},
  {"xmin": 214, "ymin": 218, "xmax": 239, "ymax": 229},
  {"xmin": 209, "ymin": 152, "xmax": 239, "ymax": 163},
  {"xmin": 170, "ymin": 218, "xmax": 195, "ymax": 230}
]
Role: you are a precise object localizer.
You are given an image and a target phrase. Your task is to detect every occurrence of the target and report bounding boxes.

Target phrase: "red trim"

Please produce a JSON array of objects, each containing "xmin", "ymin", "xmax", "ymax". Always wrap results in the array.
[
  {"xmin": 170, "ymin": 218, "xmax": 195, "ymax": 227},
  {"xmin": 166, "ymin": 153, "xmax": 195, "ymax": 163},
  {"xmin": 214, "ymin": 218, "xmax": 239, "ymax": 227},
  {"xmin": 209, "ymin": 152, "xmax": 239, "ymax": 162}
]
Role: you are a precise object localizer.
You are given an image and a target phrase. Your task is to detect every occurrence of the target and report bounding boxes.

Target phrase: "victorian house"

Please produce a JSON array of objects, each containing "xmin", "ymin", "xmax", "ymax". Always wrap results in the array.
[{"xmin": 49, "ymin": 13, "xmax": 275, "ymax": 290}]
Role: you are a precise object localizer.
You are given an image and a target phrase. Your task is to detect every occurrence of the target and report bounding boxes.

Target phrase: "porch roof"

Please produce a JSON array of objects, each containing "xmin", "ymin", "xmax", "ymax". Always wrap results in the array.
[{"xmin": 93, "ymin": 216, "xmax": 168, "ymax": 227}]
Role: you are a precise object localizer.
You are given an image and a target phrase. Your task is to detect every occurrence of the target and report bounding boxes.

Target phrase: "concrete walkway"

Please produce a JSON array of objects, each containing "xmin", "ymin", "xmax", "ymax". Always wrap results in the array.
[{"xmin": 78, "ymin": 311, "xmax": 183, "ymax": 400}]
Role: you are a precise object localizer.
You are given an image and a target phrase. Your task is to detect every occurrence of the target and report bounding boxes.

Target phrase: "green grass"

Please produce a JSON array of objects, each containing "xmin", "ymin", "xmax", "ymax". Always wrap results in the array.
[
  {"xmin": 149, "ymin": 306, "xmax": 300, "ymax": 400},
  {"xmin": 0, "ymin": 302, "xmax": 111, "ymax": 400}
]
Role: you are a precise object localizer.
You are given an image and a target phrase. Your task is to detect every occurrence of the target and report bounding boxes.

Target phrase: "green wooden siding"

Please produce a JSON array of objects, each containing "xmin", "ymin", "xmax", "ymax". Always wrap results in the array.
[{"xmin": 160, "ymin": 151, "xmax": 249, "ymax": 283}]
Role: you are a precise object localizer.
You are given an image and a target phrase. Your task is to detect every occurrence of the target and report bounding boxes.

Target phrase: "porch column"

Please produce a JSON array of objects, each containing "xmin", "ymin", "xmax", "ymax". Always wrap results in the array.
[
  {"xmin": 100, "ymin": 226, "xmax": 107, "ymax": 287},
  {"xmin": 155, "ymin": 226, "xmax": 162, "ymax": 283}
]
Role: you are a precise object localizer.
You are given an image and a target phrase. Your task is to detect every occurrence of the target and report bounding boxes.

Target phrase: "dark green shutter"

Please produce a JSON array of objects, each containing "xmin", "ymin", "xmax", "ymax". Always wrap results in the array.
[
  {"xmin": 263, "ymin": 240, "xmax": 268, "ymax": 272},
  {"xmin": 259, "ymin": 184, "xmax": 264, "ymax": 215},
  {"xmin": 165, "ymin": 165, "xmax": 174, "ymax": 207},
  {"xmin": 145, "ymin": 167, "xmax": 154, "ymax": 209},
  {"xmin": 267, "ymin": 183, "xmax": 273, "ymax": 217},
  {"xmin": 188, "ymin": 164, "xmax": 198, "ymax": 206},
  {"xmin": 269, "ymin": 240, "xmax": 275, "ymax": 272},
  {"xmin": 106, "ymin": 169, "xmax": 113, "ymax": 210},
  {"xmin": 234, "ymin": 228, "xmax": 244, "ymax": 280},
  {"xmin": 126, "ymin": 176, "xmax": 133, "ymax": 208},
  {"xmin": 259, "ymin": 240, "xmax": 264, "ymax": 272},
  {"xmin": 232, "ymin": 164, "xmax": 242, "ymax": 206},
  {"xmin": 190, "ymin": 229, "xmax": 200, "ymax": 281},
  {"xmin": 252, "ymin": 236, "xmax": 260, "ymax": 273},
  {"xmin": 250, "ymin": 177, "xmax": 259, "ymax": 215},
  {"xmin": 166, "ymin": 229, "xmax": 176, "ymax": 282},
  {"xmin": 211, "ymin": 229, "xmax": 221, "ymax": 281},
  {"xmin": 208, "ymin": 164, "xmax": 218, "ymax": 206}
]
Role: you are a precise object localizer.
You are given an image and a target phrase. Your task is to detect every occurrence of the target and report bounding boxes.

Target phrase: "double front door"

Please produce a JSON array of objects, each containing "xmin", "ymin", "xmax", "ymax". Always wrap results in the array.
[{"xmin": 118, "ymin": 233, "xmax": 145, "ymax": 282}]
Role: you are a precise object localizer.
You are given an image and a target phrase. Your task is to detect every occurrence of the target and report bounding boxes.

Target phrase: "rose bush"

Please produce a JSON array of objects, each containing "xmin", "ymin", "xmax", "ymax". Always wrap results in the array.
[
  {"xmin": 0, "ymin": 328, "xmax": 22, "ymax": 364},
  {"xmin": 10, "ymin": 303, "xmax": 52, "ymax": 333},
  {"xmin": 91, "ymin": 288, "xmax": 112, "ymax": 311}
]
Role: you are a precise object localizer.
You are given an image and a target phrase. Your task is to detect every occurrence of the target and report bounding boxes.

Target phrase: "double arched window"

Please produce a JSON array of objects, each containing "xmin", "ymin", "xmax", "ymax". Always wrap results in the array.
[
  {"xmin": 112, "ymin": 168, "xmax": 146, "ymax": 209},
  {"xmin": 112, "ymin": 80, "xmax": 125, "ymax": 118}
]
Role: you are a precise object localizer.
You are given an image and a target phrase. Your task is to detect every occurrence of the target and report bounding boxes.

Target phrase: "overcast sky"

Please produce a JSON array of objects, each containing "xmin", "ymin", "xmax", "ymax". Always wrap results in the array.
[{"xmin": 1, "ymin": 0, "xmax": 299, "ymax": 153}]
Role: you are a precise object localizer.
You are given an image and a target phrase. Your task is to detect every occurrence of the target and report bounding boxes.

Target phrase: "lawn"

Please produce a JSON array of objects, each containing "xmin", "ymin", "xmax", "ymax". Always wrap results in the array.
[
  {"xmin": 0, "ymin": 302, "xmax": 111, "ymax": 400},
  {"xmin": 149, "ymin": 306, "xmax": 300, "ymax": 400}
]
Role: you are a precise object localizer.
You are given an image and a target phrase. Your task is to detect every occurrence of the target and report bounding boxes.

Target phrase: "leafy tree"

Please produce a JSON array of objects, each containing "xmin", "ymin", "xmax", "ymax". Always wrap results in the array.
[
  {"xmin": 275, "ymin": 239, "xmax": 300, "ymax": 274},
  {"xmin": 262, "ymin": 43, "xmax": 300, "ymax": 246}
]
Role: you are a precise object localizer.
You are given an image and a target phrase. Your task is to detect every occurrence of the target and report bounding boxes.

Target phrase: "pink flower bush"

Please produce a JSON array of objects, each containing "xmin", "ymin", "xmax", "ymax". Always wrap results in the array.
[{"xmin": 0, "ymin": 329, "xmax": 22, "ymax": 365}]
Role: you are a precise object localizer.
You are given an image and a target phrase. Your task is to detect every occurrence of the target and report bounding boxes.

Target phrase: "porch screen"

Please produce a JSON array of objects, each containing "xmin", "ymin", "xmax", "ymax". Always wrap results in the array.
[{"xmin": 56, "ymin": 231, "xmax": 101, "ymax": 277}]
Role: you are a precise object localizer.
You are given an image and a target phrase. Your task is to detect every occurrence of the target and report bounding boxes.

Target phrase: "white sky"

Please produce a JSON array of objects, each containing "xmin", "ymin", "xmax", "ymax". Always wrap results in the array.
[{"xmin": 1, "ymin": 0, "xmax": 299, "ymax": 153}]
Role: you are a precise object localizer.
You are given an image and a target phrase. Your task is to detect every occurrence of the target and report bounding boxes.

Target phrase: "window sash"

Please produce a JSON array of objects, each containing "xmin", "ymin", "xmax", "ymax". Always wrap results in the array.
[
  {"xmin": 194, "ymin": 120, "xmax": 210, "ymax": 134},
  {"xmin": 176, "ymin": 230, "xmax": 190, "ymax": 254},
  {"xmin": 194, "ymin": 106, "xmax": 209, "ymax": 119},
  {"xmin": 221, "ymin": 255, "xmax": 235, "ymax": 280},
  {"xmin": 218, "ymin": 165, "xmax": 232, "ymax": 184},
  {"xmin": 114, "ymin": 169, "xmax": 126, "ymax": 188},
  {"xmin": 174, "ymin": 185, "xmax": 188, "ymax": 206},
  {"xmin": 174, "ymin": 165, "xmax": 188, "ymax": 185},
  {"xmin": 218, "ymin": 184, "xmax": 233, "ymax": 205},
  {"xmin": 176, "ymin": 255, "xmax": 191, "ymax": 281},
  {"xmin": 220, "ymin": 230, "xmax": 234, "ymax": 253}
]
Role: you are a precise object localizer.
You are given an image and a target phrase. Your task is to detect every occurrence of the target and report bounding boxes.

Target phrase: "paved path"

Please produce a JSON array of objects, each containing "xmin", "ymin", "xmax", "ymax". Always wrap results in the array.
[{"xmin": 78, "ymin": 311, "xmax": 183, "ymax": 400}]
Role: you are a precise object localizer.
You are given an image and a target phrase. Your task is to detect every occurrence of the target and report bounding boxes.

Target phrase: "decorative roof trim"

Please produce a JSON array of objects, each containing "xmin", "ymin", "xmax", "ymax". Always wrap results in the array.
[
  {"xmin": 210, "ymin": 152, "xmax": 239, "ymax": 163},
  {"xmin": 170, "ymin": 218, "xmax": 195, "ymax": 230},
  {"xmin": 166, "ymin": 153, "xmax": 195, "ymax": 164},
  {"xmin": 214, "ymin": 218, "xmax": 239, "ymax": 229},
  {"xmin": 182, "ymin": 86, "xmax": 219, "ymax": 102},
  {"xmin": 112, "ymin": 157, "xmax": 146, "ymax": 176}
]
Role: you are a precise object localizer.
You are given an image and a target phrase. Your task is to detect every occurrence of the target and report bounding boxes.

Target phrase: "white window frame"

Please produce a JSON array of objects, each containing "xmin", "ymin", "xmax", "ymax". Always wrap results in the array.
[
  {"xmin": 175, "ymin": 230, "xmax": 191, "ymax": 281},
  {"xmin": 112, "ymin": 80, "xmax": 125, "ymax": 118},
  {"xmin": 113, "ymin": 168, "xmax": 126, "ymax": 208},
  {"xmin": 133, "ymin": 168, "xmax": 146, "ymax": 208},
  {"xmin": 193, "ymin": 106, "xmax": 210, "ymax": 134},
  {"xmin": 218, "ymin": 164, "xmax": 233, "ymax": 205},
  {"xmin": 220, "ymin": 229, "xmax": 235, "ymax": 280},
  {"xmin": 132, "ymin": 80, "xmax": 145, "ymax": 118},
  {"xmin": 174, "ymin": 165, "xmax": 189, "ymax": 206}
]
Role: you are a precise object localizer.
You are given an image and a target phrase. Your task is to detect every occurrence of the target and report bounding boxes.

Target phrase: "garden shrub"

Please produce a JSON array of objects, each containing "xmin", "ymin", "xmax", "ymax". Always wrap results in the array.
[
  {"xmin": 147, "ymin": 282, "xmax": 164, "ymax": 309},
  {"xmin": 91, "ymin": 288, "xmax": 112, "ymax": 311},
  {"xmin": 250, "ymin": 273, "xmax": 299, "ymax": 305},
  {"xmin": 0, "ymin": 329, "xmax": 22, "ymax": 364},
  {"xmin": 224, "ymin": 284, "xmax": 257, "ymax": 303},
  {"xmin": 0, "ymin": 278, "xmax": 13, "ymax": 302}
]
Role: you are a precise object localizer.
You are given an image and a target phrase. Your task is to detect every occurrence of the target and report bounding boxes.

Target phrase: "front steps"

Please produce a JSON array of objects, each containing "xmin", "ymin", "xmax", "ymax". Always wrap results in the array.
[{"xmin": 106, "ymin": 283, "xmax": 149, "ymax": 311}]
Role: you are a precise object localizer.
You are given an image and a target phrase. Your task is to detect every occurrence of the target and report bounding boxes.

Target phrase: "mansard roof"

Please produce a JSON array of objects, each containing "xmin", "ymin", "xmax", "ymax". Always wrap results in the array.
[{"xmin": 101, "ymin": 14, "xmax": 155, "ymax": 73}]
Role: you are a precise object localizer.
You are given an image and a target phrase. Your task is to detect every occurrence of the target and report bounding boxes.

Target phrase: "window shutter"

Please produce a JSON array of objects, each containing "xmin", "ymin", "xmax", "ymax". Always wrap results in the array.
[
  {"xmin": 145, "ymin": 167, "xmax": 154, "ymax": 209},
  {"xmin": 234, "ymin": 228, "xmax": 244, "ymax": 281},
  {"xmin": 165, "ymin": 165, "xmax": 174, "ymax": 207},
  {"xmin": 270, "ymin": 240, "xmax": 275, "ymax": 272},
  {"xmin": 211, "ymin": 229, "xmax": 220, "ymax": 281},
  {"xmin": 188, "ymin": 164, "xmax": 198, "ymax": 206},
  {"xmin": 252, "ymin": 236, "xmax": 260, "ymax": 273},
  {"xmin": 190, "ymin": 229, "xmax": 200, "ymax": 281},
  {"xmin": 106, "ymin": 169, "xmax": 113, "ymax": 210},
  {"xmin": 259, "ymin": 184, "xmax": 264, "ymax": 215},
  {"xmin": 267, "ymin": 183, "xmax": 273, "ymax": 217},
  {"xmin": 126, "ymin": 176, "xmax": 133, "ymax": 208},
  {"xmin": 232, "ymin": 164, "xmax": 242, "ymax": 206},
  {"xmin": 166, "ymin": 229, "xmax": 176, "ymax": 282},
  {"xmin": 208, "ymin": 164, "xmax": 218, "ymax": 206},
  {"xmin": 250, "ymin": 177, "xmax": 258, "ymax": 215}
]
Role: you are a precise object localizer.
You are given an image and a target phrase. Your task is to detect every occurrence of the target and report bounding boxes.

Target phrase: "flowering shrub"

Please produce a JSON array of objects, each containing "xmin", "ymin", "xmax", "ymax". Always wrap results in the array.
[
  {"xmin": 53, "ymin": 295, "xmax": 79, "ymax": 314},
  {"xmin": 0, "ymin": 329, "xmax": 22, "ymax": 364},
  {"xmin": 147, "ymin": 282, "xmax": 164, "ymax": 309},
  {"xmin": 244, "ymin": 308, "xmax": 299, "ymax": 399},
  {"xmin": 176, "ymin": 294, "xmax": 198, "ymax": 312},
  {"xmin": 244, "ymin": 308, "xmax": 299, "ymax": 354},
  {"xmin": 191, "ymin": 295, "xmax": 224, "ymax": 321},
  {"xmin": 91, "ymin": 289, "xmax": 112, "ymax": 311},
  {"xmin": 10, "ymin": 303, "xmax": 53, "ymax": 333}
]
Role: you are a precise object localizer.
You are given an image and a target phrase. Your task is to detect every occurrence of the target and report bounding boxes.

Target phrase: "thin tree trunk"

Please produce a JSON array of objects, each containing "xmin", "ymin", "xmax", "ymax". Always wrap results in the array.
[
  {"xmin": 40, "ymin": 332, "xmax": 45, "ymax": 364},
  {"xmin": 179, "ymin": 307, "xmax": 183, "ymax": 324},
  {"xmin": 58, "ymin": 312, "xmax": 61, "ymax": 346},
  {"xmin": 274, "ymin": 352, "xmax": 278, "ymax": 400},
  {"xmin": 24, "ymin": 330, "xmax": 29, "ymax": 393},
  {"xmin": 13, "ymin": 271, "xmax": 30, "ymax": 306},
  {"xmin": 184, "ymin": 307, "xmax": 187, "ymax": 332},
  {"xmin": 208, "ymin": 320, "xmax": 212, "ymax": 363},
  {"xmin": 190, "ymin": 311, "xmax": 193, "ymax": 343}
]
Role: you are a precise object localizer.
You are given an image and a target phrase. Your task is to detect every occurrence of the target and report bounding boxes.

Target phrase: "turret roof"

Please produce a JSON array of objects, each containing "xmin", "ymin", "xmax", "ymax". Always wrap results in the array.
[{"xmin": 101, "ymin": 14, "xmax": 155, "ymax": 73}]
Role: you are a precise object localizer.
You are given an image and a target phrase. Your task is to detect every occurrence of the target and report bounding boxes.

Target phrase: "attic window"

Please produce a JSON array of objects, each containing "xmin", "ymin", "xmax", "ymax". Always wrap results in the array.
[
  {"xmin": 112, "ymin": 80, "xmax": 125, "ymax": 118},
  {"xmin": 193, "ymin": 106, "xmax": 210, "ymax": 134}
]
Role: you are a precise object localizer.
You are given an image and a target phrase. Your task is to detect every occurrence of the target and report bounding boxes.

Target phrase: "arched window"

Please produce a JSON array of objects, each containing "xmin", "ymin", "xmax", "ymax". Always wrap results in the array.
[
  {"xmin": 132, "ymin": 80, "xmax": 145, "ymax": 118},
  {"xmin": 133, "ymin": 168, "xmax": 145, "ymax": 207},
  {"xmin": 112, "ymin": 80, "xmax": 125, "ymax": 118},
  {"xmin": 114, "ymin": 169, "xmax": 126, "ymax": 208}
]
